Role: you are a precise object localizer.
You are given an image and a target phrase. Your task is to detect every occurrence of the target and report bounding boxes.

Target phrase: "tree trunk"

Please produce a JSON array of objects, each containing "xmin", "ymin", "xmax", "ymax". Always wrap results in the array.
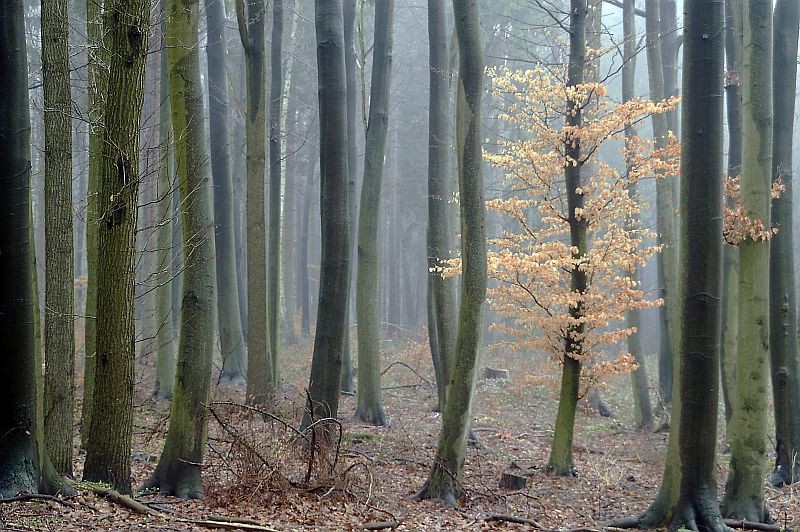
[
  {"xmin": 301, "ymin": 0, "xmax": 351, "ymax": 436},
  {"xmin": 298, "ymin": 158, "xmax": 317, "ymax": 337},
  {"xmin": 416, "ymin": 0, "xmax": 485, "ymax": 504},
  {"xmin": 427, "ymin": 0, "xmax": 457, "ymax": 414},
  {"xmin": 645, "ymin": 0, "xmax": 678, "ymax": 405},
  {"xmin": 722, "ymin": 0, "xmax": 772, "ymax": 520},
  {"xmin": 268, "ymin": 0, "xmax": 284, "ymax": 388},
  {"xmin": 340, "ymin": 0, "xmax": 357, "ymax": 394},
  {"xmin": 768, "ymin": 0, "xmax": 800, "ymax": 487},
  {"xmin": 80, "ymin": 0, "xmax": 106, "ymax": 451},
  {"xmin": 143, "ymin": 0, "xmax": 217, "ymax": 498},
  {"xmin": 41, "ymin": 0, "xmax": 75, "ymax": 478},
  {"xmin": 645, "ymin": 0, "xmax": 727, "ymax": 525},
  {"xmin": 206, "ymin": 0, "xmax": 247, "ymax": 385},
  {"xmin": 82, "ymin": 0, "xmax": 150, "ymax": 495},
  {"xmin": 623, "ymin": 0, "xmax": 653, "ymax": 430},
  {"xmin": 155, "ymin": 0, "xmax": 176, "ymax": 400},
  {"xmin": 0, "ymin": 0, "xmax": 41, "ymax": 497},
  {"xmin": 355, "ymin": 0, "xmax": 394, "ymax": 427},
  {"xmin": 721, "ymin": 0, "xmax": 743, "ymax": 438},
  {"xmin": 238, "ymin": 0, "xmax": 273, "ymax": 402}
]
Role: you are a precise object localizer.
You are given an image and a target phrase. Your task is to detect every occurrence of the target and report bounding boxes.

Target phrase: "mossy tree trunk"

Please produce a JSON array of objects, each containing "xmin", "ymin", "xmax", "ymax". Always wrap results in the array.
[
  {"xmin": 547, "ymin": 0, "xmax": 587, "ymax": 477},
  {"xmin": 721, "ymin": 0, "xmax": 743, "ymax": 437},
  {"xmin": 80, "ymin": 0, "xmax": 106, "ymax": 450},
  {"xmin": 41, "ymin": 0, "xmax": 75, "ymax": 478},
  {"xmin": 206, "ymin": 0, "xmax": 247, "ymax": 386},
  {"xmin": 82, "ymin": 0, "xmax": 150, "ymax": 495},
  {"xmin": 427, "ymin": 0, "xmax": 457, "ymax": 414},
  {"xmin": 0, "ymin": 0, "xmax": 41, "ymax": 496},
  {"xmin": 644, "ymin": 0, "xmax": 727, "ymax": 525},
  {"xmin": 155, "ymin": 0, "xmax": 176, "ymax": 400},
  {"xmin": 623, "ymin": 0, "xmax": 653, "ymax": 430},
  {"xmin": 355, "ymin": 0, "xmax": 394, "ymax": 427},
  {"xmin": 768, "ymin": 0, "xmax": 800, "ymax": 487},
  {"xmin": 722, "ymin": 0, "xmax": 772, "ymax": 520},
  {"xmin": 238, "ymin": 0, "xmax": 272, "ymax": 402},
  {"xmin": 416, "ymin": 0, "xmax": 485, "ymax": 505},
  {"xmin": 268, "ymin": 0, "xmax": 284, "ymax": 389},
  {"xmin": 301, "ymin": 0, "xmax": 352, "ymax": 435},
  {"xmin": 143, "ymin": 0, "xmax": 217, "ymax": 498}
]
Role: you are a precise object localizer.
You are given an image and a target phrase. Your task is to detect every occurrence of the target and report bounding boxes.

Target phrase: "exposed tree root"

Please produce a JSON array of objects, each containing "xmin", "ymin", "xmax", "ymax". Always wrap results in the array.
[
  {"xmin": 607, "ymin": 513, "xmax": 790, "ymax": 532},
  {"xmin": 0, "ymin": 493, "xmax": 76, "ymax": 508}
]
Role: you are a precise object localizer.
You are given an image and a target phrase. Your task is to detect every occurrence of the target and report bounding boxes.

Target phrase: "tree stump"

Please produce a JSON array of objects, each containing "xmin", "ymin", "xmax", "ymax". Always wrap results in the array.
[
  {"xmin": 499, "ymin": 472, "xmax": 527, "ymax": 490},
  {"xmin": 483, "ymin": 367, "xmax": 509, "ymax": 380}
]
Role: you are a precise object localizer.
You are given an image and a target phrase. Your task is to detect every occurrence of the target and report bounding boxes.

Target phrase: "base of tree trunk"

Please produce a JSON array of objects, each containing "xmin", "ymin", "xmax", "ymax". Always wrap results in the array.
[
  {"xmin": 415, "ymin": 464, "xmax": 459, "ymax": 507},
  {"xmin": 218, "ymin": 371, "xmax": 246, "ymax": 387},
  {"xmin": 722, "ymin": 499, "xmax": 770, "ymax": 525},
  {"xmin": 0, "ymin": 452, "xmax": 37, "ymax": 498},
  {"xmin": 140, "ymin": 463, "xmax": 203, "ymax": 499},
  {"xmin": 770, "ymin": 462, "xmax": 800, "ymax": 486},
  {"xmin": 355, "ymin": 405, "xmax": 388, "ymax": 427}
]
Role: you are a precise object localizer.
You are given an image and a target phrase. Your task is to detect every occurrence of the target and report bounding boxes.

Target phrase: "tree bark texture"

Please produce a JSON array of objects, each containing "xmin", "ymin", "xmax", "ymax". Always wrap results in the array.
[
  {"xmin": 722, "ymin": 0, "xmax": 772, "ymax": 520},
  {"xmin": 417, "ymin": 0, "xmax": 486, "ymax": 505},
  {"xmin": 143, "ymin": 0, "xmax": 217, "ymax": 498},
  {"xmin": 302, "ymin": 0, "xmax": 352, "ymax": 434},
  {"xmin": 355, "ymin": 0, "xmax": 394, "ymax": 427},
  {"xmin": 0, "ymin": 0, "xmax": 40, "ymax": 497},
  {"xmin": 82, "ymin": 0, "xmax": 150, "ymax": 495},
  {"xmin": 768, "ymin": 0, "xmax": 800, "ymax": 487},
  {"xmin": 206, "ymin": 0, "xmax": 247, "ymax": 385},
  {"xmin": 41, "ymin": 0, "xmax": 75, "ymax": 478}
]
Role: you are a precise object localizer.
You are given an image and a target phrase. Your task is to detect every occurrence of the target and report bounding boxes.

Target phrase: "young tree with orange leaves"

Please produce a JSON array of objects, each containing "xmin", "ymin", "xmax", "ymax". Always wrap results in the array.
[{"xmin": 484, "ymin": 65, "xmax": 678, "ymax": 475}]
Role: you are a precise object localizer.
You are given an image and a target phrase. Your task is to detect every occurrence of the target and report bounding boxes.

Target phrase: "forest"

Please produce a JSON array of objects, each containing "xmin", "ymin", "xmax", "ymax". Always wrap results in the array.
[{"xmin": 1, "ymin": 0, "xmax": 800, "ymax": 530}]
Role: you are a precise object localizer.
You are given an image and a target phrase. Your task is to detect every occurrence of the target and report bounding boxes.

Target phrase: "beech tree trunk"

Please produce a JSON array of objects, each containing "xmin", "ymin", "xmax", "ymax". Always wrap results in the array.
[
  {"xmin": 768, "ymin": 0, "xmax": 800, "ymax": 487},
  {"xmin": 0, "ymin": 0, "xmax": 41, "ymax": 497},
  {"xmin": 238, "ymin": 0, "xmax": 273, "ymax": 402},
  {"xmin": 82, "ymin": 0, "xmax": 150, "ymax": 495},
  {"xmin": 143, "ymin": 0, "xmax": 217, "ymax": 498},
  {"xmin": 355, "ymin": 0, "xmax": 394, "ymax": 427},
  {"xmin": 427, "ymin": 0, "xmax": 457, "ymax": 414},
  {"xmin": 722, "ymin": 0, "xmax": 772, "ymax": 520},
  {"xmin": 206, "ymin": 0, "xmax": 247, "ymax": 385},
  {"xmin": 416, "ymin": 0, "xmax": 486, "ymax": 504},
  {"xmin": 301, "ymin": 0, "xmax": 352, "ymax": 435},
  {"xmin": 41, "ymin": 0, "xmax": 75, "ymax": 478}
]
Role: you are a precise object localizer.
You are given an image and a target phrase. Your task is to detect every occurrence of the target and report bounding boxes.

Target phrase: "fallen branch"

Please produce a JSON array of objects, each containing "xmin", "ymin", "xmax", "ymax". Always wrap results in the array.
[
  {"xmin": 0, "ymin": 494, "xmax": 77, "ymax": 509},
  {"xmin": 177, "ymin": 517, "xmax": 279, "ymax": 531},
  {"xmin": 81, "ymin": 484, "xmax": 160, "ymax": 516},
  {"xmin": 362, "ymin": 521, "xmax": 398, "ymax": 530},
  {"xmin": 485, "ymin": 514, "xmax": 542, "ymax": 528}
]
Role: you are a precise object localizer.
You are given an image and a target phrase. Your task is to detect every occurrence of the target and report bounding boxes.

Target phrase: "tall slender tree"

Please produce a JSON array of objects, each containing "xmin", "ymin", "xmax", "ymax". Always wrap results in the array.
[
  {"xmin": 355, "ymin": 0, "xmax": 394, "ymax": 426},
  {"xmin": 143, "ymin": 0, "xmax": 217, "ymax": 498},
  {"xmin": 641, "ymin": 0, "xmax": 726, "ymax": 523},
  {"xmin": 426, "ymin": 0, "xmax": 457, "ymax": 414},
  {"xmin": 82, "ymin": 0, "xmax": 150, "ymax": 495},
  {"xmin": 416, "ymin": 0, "xmax": 485, "ymax": 504},
  {"xmin": 768, "ymin": 0, "xmax": 800, "ymax": 487},
  {"xmin": 301, "ymin": 0, "xmax": 351, "ymax": 434},
  {"xmin": 206, "ymin": 0, "xmax": 247, "ymax": 386},
  {"xmin": 722, "ymin": 0, "xmax": 773, "ymax": 520},
  {"xmin": 237, "ymin": 0, "xmax": 272, "ymax": 402},
  {"xmin": 268, "ymin": 0, "xmax": 284, "ymax": 388},
  {"xmin": 41, "ymin": 0, "xmax": 75, "ymax": 478}
]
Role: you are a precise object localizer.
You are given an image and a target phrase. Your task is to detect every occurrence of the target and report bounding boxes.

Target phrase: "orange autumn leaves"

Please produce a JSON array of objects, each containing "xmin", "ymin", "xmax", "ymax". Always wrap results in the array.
[{"xmin": 484, "ymin": 66, "xmax": 678, "ymax": 394}]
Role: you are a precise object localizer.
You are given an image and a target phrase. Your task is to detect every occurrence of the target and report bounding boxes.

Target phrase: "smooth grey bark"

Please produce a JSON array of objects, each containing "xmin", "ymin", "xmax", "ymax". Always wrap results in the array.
[
  {"xmin": 301, "ymin": 0, "xmax": 351, "ymax": 436},
  {"xmin": 205, "ymin": 0, "xmax": 247, "ymax": 385},
  {"xmin": 341, "ymin": 0, "xmax": 357, "ymax": 394},
  {"xmin": 143, "ymin": 0, "xmax": 217, "ymax": 498},
  {"xmin": 427, "ymin": 0, "xmax": 457, "ymax": 415},
  {"xmin": 82, "ymin": 0, "xmax": 150, "ymax": 495},
  {"xmin": 0, "ymin": 0, "xmax": 41, "ymax": 497},
  {"xmin": 416, "ymin": 0, "xmax": 486, "ymax": 505},
  {"xmin": 268, "ymin": 0, "xmax": 284, "ymax": 388},
  {"xmin": 768, "ymin": 0, "xmax": 800, "ymax": 487},
  {"xmin": 41, "ymin": 0, "xmax": 75, "ymax": 478},
  {"xmin": 355, "ymin": 0, "xmax": 394, "ymax": 427},
  {"xmin": 643, "ymin": 0, "xmax": 727, "ymax": 524}
]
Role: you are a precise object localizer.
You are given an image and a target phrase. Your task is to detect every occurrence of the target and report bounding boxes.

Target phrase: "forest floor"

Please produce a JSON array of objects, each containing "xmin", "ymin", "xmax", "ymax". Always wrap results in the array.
[{"xmin": 2, "ymin": 331, "xmax": 798, "ymax": 531}]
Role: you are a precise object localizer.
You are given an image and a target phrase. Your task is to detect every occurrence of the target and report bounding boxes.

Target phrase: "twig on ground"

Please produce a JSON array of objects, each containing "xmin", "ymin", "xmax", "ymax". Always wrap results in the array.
[
  {"xmin": 380, "ymin": 361, "xmax": 433, "ymax": 388},
  {"xmin": 362, "ymin": 521, "xmax": 398, "ymax": 530},
  {"xmin": 0, "ymin": 494, "xmax": 77, "ymax": 509},
  {"xmin": 485, "ymin": 514, "xmax": 542, "ymax": 527}
]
